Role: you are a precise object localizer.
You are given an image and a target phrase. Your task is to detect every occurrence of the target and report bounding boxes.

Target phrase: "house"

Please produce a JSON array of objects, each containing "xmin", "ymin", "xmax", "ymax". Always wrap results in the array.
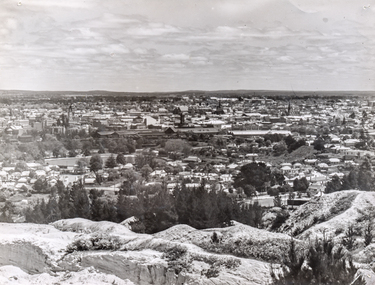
[
  {"xmin": 92, "ymin": 131, "xmax": 117, "ymax": 139},
  {"xmin": 343, "ymin": 139, "xmax": 360, "ymax": 147},
  {"xmin": 164, "ymin": 127, "xmax": 177, "ymax": 136},
  {"xmin": 18, "ymin": 135, "xmax": 33, "ymax": 143},
  {"xmin": 175, "ymin": 106, "xmax": 189, "ymax": 114},
  {"xmin": 183, "ymin": 156, "xmax": 201, "ymax": 163},
  {"xmin": 150, "ymin": 170, "xmax": 167, "ymax": 179}
]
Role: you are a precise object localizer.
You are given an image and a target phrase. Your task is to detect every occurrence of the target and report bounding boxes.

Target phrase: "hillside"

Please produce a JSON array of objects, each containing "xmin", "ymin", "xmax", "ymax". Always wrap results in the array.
[
  {"xmin": 1, "ymin": 192, "xmax": 375, "ymax": 284},
  {"xmin": 278, "ymin": 190, "xmax": 375, "ymax": 238},
  {"xmin": 278, "ymin": 190, "xmax": 375, "ymax": 263},
  {"xmin": 0, "ymin": 219, "xmax": 274, "ymax": 285}
]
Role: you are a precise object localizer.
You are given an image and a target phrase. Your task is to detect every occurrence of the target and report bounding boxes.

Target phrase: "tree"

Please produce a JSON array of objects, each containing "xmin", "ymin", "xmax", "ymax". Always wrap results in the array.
[
  {"xmin": 325, "ymin": 175, "xmax": 342, "ymax": 193},
  {"xmin": 273, "ymin": 194, "xmax": 282, "ymax": 207},
  {"xmin": 271, "ymin": 170, "xmax": 285, "ymax": 186},
  {"xmin": 279, "ymin": 183, "xmax": 293, "ymax": 194},
  {"xmin": 116, "ymin": 153, "xmax": 126, "ymax": 165},
  {"xmin": 15, "ymin": 161, "xmax": 28, "ymax": 173},
  {"xmin": 66, "ymin": 139, "xmax": 82, "ymax": 152},
  {"xmin": 273, "ymin": 141, "xmax": 287, "ymax": 156},
  {"xmin": 288, "ymin": 139, "xmax": 306, "ymax": 153},
  {"xmin": 97, "ymin": 146, "xmax": 105, "ymax": 154},
  {"xmin": 234, "ymin": 162, "xmax": 272, "ymax": 192},
  {"xmin": 70, "ymin": 181, "xmax": 91, "ymax": 219},
  {"xmin": 44, "ymin": 194, "xmax": 61, "ymax": 223},
  {"xmin": 165, "ymin": 139, "xmax": 191, "ymax": 156},
  {"xmin": 140, "ymin": 164, "xmax": 153, "ymax": 181},
  {"xmin": 293, "ymin": 177, "xmax": 309, "ymax": 193},
  {"xmin": 106, "ymin": 139, "xmax": 117, "ymax": 153},
  {"xmin": 105, "ymin": 154, "xmax": 117, "ymax": 168},
  {"xmin": 68, "ymin": 150, "xmax": 77, "ymax": 157},
  {"xmin": 33, "ymin": 178, "xmax": 49, "ymax": 193},
  {"xmin": 243, "ymin": 184, "xmax": 257, "ymax": 198},
  {"xmin": 90, "ymin": 154, "xmax": 103, "ymax": 184},
  {"xmin": 76, "ymin": 158, "xmax": 89, "ymax": 173},
  {"xmin": 0, "ymin": 201, "xmax": 15, "ymax": 223},
  {"xmin": 90, "ymin": 154, "xmax": 103, "ymax": 172},
  {"xmin": 342, "ymin": 224, "xmax": 356, "ymax": 250},
  {"xmin": 313, "ymin": 137, "xmax": 325, "ymax": 151}
]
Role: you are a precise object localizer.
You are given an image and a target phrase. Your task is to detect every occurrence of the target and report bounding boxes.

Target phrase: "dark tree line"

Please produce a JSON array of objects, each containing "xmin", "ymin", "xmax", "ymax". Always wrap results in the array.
[
  {"xmin": 25, "ymin": 181, "xmax": 117, "ymax": 224},
  {"xmin": 24, "ymin": 179, "xmax": 264, "ymax": 234},
  {"xmin": 174, "ymin": 180, "xmax": 263, "ymax": 229}
]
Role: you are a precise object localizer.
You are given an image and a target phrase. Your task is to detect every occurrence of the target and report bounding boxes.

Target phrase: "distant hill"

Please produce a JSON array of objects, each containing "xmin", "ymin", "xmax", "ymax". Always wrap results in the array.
[{"xmin": 0, "ymin": 89, "xmax": 374, "ymax": 99}]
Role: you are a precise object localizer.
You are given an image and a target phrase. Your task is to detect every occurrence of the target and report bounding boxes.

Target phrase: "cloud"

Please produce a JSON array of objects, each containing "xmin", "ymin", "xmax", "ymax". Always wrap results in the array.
[
  {"xmin": 126, "ymin": 23, "xmax": 180, "ymax": 37},
  {"xmin": 0, "ymin": 0, "xmax": 374, "ymax": 91},
  {"xmin": 161, "ymin": 53, "xmax": 190, "ymax": 61}
]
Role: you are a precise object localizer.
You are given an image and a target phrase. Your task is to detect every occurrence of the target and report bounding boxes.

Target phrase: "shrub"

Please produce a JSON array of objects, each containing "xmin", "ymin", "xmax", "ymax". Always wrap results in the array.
[
  {"xmin": 66, "ymin": 238, "xmax": 93, "ymax": 253},
  {"xmin": 271, "ymin": 236, "xmax": 357, "ymax": 285},
  {"xmin": 335, "ymin": 227, "xmax": 344, "ymax": 235},
  {"xmin": 271, "ymin": 210, "xmax": 290, "ymax": 231},
  {"xmin": 193, "ymin": 253, "xmax": 241, "ymax": 269},
  {"xmin": 203, "ymin": 265, "xmax": 220, "ymax": 278},
  {"xmin": 162, "ymin": 245, "xmax": 187, "ymax": 261},
  {"xmin": 202, "ymin": 236, "xmax": 289, "ymax": 263},
  {"xmin": 342, "ymin": 225, "xmax": 356, "ymax": 250},
  {"xmin": 162, "ymin": 245, "xmax": 190, "ymax": 274},
  {"xmin": 364, "ymin": 223, "xmax": 373, "ymax": 246},
  {"xmin": 211, "ymin": 231, "xmax": 220, "ymax": 243},
  {"xmin": 0, "ymin": 193, "xmax": 6, "ymax": 202},
  {"xmin": 66, "ymin": 234, "xmax": 123, "ymax": 253}
]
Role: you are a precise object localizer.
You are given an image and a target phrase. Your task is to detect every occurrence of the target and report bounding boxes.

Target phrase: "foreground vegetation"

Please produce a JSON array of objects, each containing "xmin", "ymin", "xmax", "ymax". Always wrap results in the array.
[{"xmin": 271, "ymin": 236, "xmax": 357, "ymax": 285}]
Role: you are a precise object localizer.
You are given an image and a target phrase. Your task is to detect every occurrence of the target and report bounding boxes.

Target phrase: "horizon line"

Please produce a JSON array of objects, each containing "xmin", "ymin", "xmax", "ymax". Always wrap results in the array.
[{"xmin": 1, "ymin": 88, "xmax": 375, "ymax": 94}]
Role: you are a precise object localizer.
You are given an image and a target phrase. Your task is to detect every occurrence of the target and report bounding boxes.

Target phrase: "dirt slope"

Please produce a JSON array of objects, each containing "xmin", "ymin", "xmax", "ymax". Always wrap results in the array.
[
  {"xmin": 278, "ymin": 190, "xmax": 375, "ymax": 240},
  {"xmin": 0, "ymin": 219, "xmax": 274, "ymax": 285}
]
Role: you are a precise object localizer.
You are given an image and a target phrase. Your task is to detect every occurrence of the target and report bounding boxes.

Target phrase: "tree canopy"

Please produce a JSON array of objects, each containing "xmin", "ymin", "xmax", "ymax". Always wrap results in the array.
[{"xmin": 234, "ymin": 162, "xmax": 272, "ymax": 192}]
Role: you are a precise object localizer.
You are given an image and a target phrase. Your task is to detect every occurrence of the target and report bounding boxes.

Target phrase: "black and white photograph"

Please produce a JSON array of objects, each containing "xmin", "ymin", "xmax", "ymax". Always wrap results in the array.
[{"xmin": 0, "ymin": 0, "xmax": 374, "ymax": 284}]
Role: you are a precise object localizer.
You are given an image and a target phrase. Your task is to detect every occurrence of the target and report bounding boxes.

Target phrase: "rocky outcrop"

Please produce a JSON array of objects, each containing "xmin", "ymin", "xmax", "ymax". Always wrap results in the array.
[
  {"xmin": 0, "ymin": 242, "xmax": 49, "ymax": 274},
  {"xmin": 77, "ymin": 251, "xmax": 188, "ymax": 285},
  {"xmin": 0, "ymin": 265, "xmax": 134, "ymax": 285}
]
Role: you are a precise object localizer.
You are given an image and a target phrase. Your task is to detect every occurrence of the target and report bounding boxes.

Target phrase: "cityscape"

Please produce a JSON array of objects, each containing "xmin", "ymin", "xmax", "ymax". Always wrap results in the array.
[
  {"xmin": 0, "ymin": 90, "xmax": 375, "ymax": 284},
  {"xmin": 1, "ymin": 0, "xmax": 375, "ymax": 284}
]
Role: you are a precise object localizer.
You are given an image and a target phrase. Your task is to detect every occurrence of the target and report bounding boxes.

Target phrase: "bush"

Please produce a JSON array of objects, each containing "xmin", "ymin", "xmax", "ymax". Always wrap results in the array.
[
  {"xmin": 163, "ymin": 245, "xmax": 187, "ymax": 261},
  {"xmin": 211, "ymin": 231, "xmax": 220, "ymax": 243},
  {"xmin": 66, "ymin": 238, "xmax": 93, "ymax": 253},
  {"xmin": 162, "ymin": 245, "xmax": 190, "ymax": 274},
  {"xmin": 364, "ymin": 223, "xmax": 373, "ymax": 246},
  {"xmin": 342, "ymin": 225, "xmax": 356, "ymax": 250},
  {"xmin": 271, "ymin": 236, "xmax": 357, "ymax": 285},
  {"xmin": 66, "ymin": 234, "xmax": 123, "ymax": 253},
  {"xmin": 0, "ymin": 193, "xmax": 7, "ymax": 202},
  {"xmin": 203, "ymin": 236, "xmax": 290, "ymax": 263},
  {"xmin": 271, "ymin": 210, "xmax": 289, "ymax": 231},
  {"xmin": 203, "ymin": 265, "xmax": 220, "ymax": 278}
]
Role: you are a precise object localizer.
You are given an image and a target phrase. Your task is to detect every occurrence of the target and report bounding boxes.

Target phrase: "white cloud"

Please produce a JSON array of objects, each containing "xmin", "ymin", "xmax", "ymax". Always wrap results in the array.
[
  {"xmin": 0, "ymin": 0, "xmax": 374, "ymax": 91},
  {"xmin": 161, "ymin": 54, "xmax": 190, "ymax": 61}
]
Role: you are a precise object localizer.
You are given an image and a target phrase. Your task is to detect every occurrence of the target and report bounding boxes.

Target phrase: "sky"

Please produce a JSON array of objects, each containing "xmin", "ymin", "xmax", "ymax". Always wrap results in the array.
[{"xmin": 0, "ymin": 0, "xmax": 374, "ymax": 92}]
